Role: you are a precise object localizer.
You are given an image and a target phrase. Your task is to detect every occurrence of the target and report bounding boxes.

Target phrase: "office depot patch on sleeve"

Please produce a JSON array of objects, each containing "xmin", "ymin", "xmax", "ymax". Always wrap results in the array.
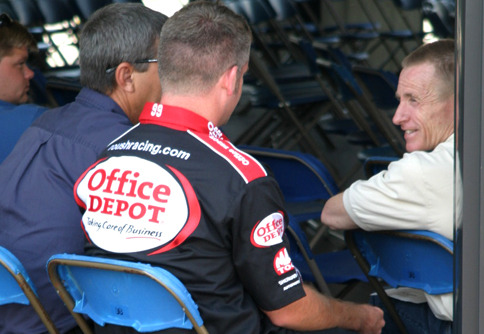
[{"xmin": 250, "ymin": 211, "xmax": 285, "ymax": 248}]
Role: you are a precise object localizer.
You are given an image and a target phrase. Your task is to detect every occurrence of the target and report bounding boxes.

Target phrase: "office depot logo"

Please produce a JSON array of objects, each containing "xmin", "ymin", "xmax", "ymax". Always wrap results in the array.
[
  {"xmin": 86, "ymin": 167, "xmax": 171, "ymax": 223},
  {"xmin": 76, "ymin": 156, "xmax": 200, "ymax": 254},
  {"xmin": 273, "ymin": 248, "xmax": 294, "ymax": 276},
  {"xmin": 250, "ymin": 212, "xmax": 284, "ymax": 248}
]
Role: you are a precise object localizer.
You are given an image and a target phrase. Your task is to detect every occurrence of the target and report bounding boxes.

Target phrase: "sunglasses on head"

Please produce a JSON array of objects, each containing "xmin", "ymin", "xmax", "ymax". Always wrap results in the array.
[{"xmin": 0, "ymin": 13, "xmax": 13, "ymax": 28}]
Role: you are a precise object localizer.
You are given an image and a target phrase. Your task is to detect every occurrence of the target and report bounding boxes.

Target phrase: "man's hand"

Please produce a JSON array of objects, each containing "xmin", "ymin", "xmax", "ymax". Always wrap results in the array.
[{"xmin": 356, "ymin": 304, "xmax": 385, "ymax": 334}]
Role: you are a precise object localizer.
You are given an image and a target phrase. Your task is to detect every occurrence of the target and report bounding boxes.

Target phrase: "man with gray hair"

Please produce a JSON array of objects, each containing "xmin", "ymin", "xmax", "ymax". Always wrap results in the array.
[
  {"xmin": 0, "ymin": 3, "xmax": 167, "ymax": 333},
  {"xmin": 321, "ymin": 39, "xmax": 456, "ymax": 333},
  {"xmin": 74, "ymin": 2, "xmax": 385, "ymax": 333}
]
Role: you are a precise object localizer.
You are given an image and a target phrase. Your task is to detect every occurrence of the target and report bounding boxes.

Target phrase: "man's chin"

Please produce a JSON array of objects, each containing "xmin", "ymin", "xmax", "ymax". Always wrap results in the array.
[
  {"xmin": 18, "ymin": 95, "xmax": 30, "ymax": 104},
  {"xmin": 406, "ymin": 142, "xmax": 433, "ymax": 153},
  {"xmin": 405, "ymin": 142, "xmax": 419, "ymax": 153}
]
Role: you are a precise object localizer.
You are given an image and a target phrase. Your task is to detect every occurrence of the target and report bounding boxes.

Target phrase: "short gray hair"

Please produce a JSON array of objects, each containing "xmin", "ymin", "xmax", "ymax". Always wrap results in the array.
[
  {"xmin": 79, "ymin": 3, "xmax": 167, "ymax": 94},
  {"xmin": 402, "ymin": 39, "xmax": 455, "ymax": 99},
  {"xmin": 158, "ymin": 1, "xmax": 252, "ymax": 95}
]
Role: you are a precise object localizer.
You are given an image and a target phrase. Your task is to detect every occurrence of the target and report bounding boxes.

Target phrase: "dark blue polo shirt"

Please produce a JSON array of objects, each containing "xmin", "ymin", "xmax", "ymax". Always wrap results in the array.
[
  {"xmin": 0, "ymin": 100, "xmax": 47, "ymax": 163},
  {"xmin": 0, "ymin": 88, "xmax": 133, "ymax": 334}
]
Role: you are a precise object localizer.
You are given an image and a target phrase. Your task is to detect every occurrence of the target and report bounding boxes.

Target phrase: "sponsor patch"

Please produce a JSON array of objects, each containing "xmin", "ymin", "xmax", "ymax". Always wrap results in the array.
[
  {"xmin": 250, "ymin": 211, "xmax": 284, "ymax": 248},
  {"xmin": 76, "ymin": 156, "xmax": 200, "ymax": 254},
  {"xmin": 273, "ymin": 247, "xmax": 295, "ymax": 276},
  {"xmin": 278, "ymin": 272, "xmax": 301, "ymax": 291}
]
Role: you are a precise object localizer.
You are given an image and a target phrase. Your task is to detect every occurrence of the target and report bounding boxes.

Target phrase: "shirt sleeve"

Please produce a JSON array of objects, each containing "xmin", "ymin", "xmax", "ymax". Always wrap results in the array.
[
  {"xmin": 230, "ymin": 177, "xmax": 306, "ymax": 311},
  {"xmin": 343, "ymin": 152, "xmax": 449, "ymax": 233}
]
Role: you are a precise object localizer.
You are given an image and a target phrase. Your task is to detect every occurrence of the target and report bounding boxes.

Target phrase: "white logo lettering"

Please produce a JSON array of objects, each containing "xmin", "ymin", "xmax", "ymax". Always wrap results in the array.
[
  {"xmin": 150, "ymin": 103, "xmax": 163, "ymax": 117},
  {"xmin": 251, "ymin": 212, "xmax": 284, "ymax": 247},
  {"xmin": 207, "ymin": 121, "xmax": 223, "ymax": 140}
]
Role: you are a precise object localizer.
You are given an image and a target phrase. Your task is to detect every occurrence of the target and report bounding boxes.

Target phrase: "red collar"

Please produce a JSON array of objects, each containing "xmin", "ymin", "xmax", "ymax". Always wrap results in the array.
[
  {"xmin": 139, "ymin": 103, "xmax": 228, "ymax": 141},
  {"xmin": 138, "ymin": 103, "xmax": 267, "ymax": 183}
]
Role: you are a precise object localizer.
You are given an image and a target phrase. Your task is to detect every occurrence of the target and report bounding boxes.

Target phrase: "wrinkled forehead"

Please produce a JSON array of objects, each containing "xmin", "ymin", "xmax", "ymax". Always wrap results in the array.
[
  {"xmin": 400, "ymin": 62, "xmax": 454, "ymax": 101},
  {"xmin": 397, "ymin": 64, "xmax": 435, "ymax": 94},
  {"xmin": 404, "ymin": 61, "xmax": 453, "ymax": 98}
]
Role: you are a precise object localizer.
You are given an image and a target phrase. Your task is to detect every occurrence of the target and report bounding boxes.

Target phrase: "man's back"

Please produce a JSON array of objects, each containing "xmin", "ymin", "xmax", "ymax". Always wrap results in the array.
[
  {"xmin": 0, "ymin": 88, "xmax": 132, "ymax": 334},
  {"xmin": 76, "ymin": 104, "xmax": 306, "ymax": 334}
]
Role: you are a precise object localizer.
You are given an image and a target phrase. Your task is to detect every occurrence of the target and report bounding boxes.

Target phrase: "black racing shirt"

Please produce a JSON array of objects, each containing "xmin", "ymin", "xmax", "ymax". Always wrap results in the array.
[{"xmin": 75, "ymin": 103, "xmax": 306, "ymax": 333}]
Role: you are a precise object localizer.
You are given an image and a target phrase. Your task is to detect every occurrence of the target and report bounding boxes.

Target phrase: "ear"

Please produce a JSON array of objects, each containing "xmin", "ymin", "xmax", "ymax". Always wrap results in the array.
[
  {"xmin": 114, "ymin": 62, "xmax": 135, "ymax": 93},
  {"xmin": 223, "ymin": 65, "xmax": 239, "ymax": 96}
]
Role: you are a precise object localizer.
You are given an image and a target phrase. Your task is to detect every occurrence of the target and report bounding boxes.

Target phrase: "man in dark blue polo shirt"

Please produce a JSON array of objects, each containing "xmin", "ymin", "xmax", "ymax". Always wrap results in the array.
[{"xmin": 0, "ymin": 4, "xmax": 167, "ymax": 334}]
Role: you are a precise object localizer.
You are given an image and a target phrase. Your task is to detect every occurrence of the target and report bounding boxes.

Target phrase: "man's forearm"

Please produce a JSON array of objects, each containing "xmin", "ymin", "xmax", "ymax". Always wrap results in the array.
[
  {"xmin": 321, "ymin": 192, "xmax": 359, "ymax": 230},
  {"xmin": 264, "ymin": 284, "xmax": 384, "ymax": 333}
]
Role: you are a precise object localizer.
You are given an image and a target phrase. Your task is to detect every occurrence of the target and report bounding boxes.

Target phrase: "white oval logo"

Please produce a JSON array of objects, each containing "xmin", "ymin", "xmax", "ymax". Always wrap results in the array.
[
  {"xmin": 250, "ymin": 212, "xmax": 284, "ymax": 248},
  {"xmin": 77, "ymin": 156, "xmax": 189, "ymax": 253}
]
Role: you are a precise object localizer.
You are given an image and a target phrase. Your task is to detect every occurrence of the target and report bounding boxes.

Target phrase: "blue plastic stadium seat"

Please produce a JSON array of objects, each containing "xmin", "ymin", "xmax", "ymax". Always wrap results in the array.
[
  {"xmin": 0, "ymin": 246, "xmax": 57, "ymax": 333},
  {"xmin": 47, "ymin": 254, "xmax": 208, "ymax": 334}
]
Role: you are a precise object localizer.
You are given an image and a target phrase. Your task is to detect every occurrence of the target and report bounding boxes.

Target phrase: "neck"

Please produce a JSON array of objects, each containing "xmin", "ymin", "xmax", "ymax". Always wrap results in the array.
[{"xmin": 109, "ymin": 89, "xmax": 137, "ymax": 124}]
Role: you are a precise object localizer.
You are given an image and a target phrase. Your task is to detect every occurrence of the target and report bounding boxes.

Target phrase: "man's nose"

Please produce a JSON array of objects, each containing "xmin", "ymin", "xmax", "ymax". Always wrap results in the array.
[
  {"xmin": 392, "ymin": 103, "xmax": 406, "ymax": 126},
  {"xmin": 24, "ymin": 66, "xmax": 35, "ymax": 80}
]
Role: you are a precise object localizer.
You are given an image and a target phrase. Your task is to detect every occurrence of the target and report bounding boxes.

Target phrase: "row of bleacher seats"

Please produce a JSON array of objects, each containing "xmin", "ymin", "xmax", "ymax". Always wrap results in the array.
[
  {"xmin": 225, "ymin": 0, "xmax": 404, "ymax": 186},
  {"xmin": 1, "ymin": 0, "xmax": 141, "ymax": 31},
  {"xmin": 1, "ymin": 0, "xmax": 141, "ymax": 68},
  {"xmin": 0, "ymin": 245, "xmax": 209, "ymax": 334},
  {"xmin": 221, "ymin": 0, "xmax": 454, "ymax": 188},
  {"xmin": 6, "ymin": 0, "xmax": 455, "ymax": 185},
  {"xmin": 0, "ymin": 229, "xmax": 454, "ymax": 334}
]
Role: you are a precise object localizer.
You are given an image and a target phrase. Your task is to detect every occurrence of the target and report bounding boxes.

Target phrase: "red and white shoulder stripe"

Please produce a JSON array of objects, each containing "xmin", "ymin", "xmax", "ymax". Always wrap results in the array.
[{"xmin": 188, "ymin": 130, "xmax": 267, "ymax": 183}]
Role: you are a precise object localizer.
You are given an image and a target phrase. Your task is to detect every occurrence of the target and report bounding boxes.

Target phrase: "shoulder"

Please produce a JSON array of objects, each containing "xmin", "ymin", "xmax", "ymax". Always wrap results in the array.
[
  {"xmin": 393, "ymin": 141, "xmax": 454, "ymax": 175},
  {"xmin": 361, "ymin": 144, "xmax": 453, "ymax": 195},
  {"xmin": 28, "ymin": 105, "xmax": 131, "ymax": 160},
  {"xmin": 0, "ymin": 102, "xmax": 47, "ymax": 119},
  {"xmin": 187, "ymin": 132, "xmax": 268, "ymax": 184}
]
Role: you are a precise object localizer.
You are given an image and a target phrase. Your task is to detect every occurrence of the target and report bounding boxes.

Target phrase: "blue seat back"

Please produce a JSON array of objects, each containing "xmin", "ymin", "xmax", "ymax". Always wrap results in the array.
[
  {"xmin": 237, "ymin": 0, "xmax": 277, "ymax": 25},
  {"xmin": 267, "ymin": 0, "xmax": 299, "ymax": 21},
  {"xmin": 239, "ymin": 145, "xmax": 339, "ymax": 203},
  {"xmin": 0, "ymin": 2, "xmax": 19, "ymax": 21},
  {"xmin": 47, "ymin": 254, "xmax": 206, "ymax": 333},
  {"xmin": 352, "ymin": 65, "xmax": 399, "ymax": 110},
  {"xmin": 347, "ymin": 229, "xmax": 453, "ymax": 294},
  {"xmin": 36, "ymin": 0, "xmax": 79, "ymax": 23},
  {"xmin": 286, "ymin": 215, "xmax": 366, "ymax": 285},
  {"xmin": 73, "ymin": 0, "xmax": 111, "ymax": 21},
  {"xmin": 8, "ymin": 0, "xmax": 45, "ymax": 26},
  {"xmin": 363, "ymin": 155, "xmax": 399, "ymax": 178},
  {"xmin": 0, "ymin": 246, "xmax": 33, "ymax": 305},
  {"xmin": 238, "ymin": 146, "xmax": 366, "ymax": 294},
  {"xmin": 0, "ymin": 246, "xmax": 57, "ymax": 333}
]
